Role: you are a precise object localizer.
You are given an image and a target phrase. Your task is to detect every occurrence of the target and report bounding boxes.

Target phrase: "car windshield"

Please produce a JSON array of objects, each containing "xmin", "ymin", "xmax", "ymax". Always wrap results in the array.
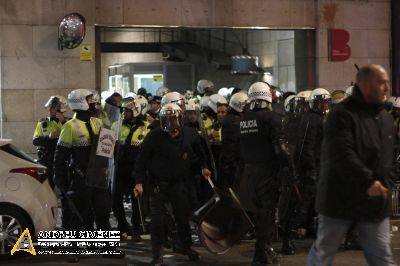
[{"xmin": 0, "ymin": 144, "xmax": 36, "ymax": 164}]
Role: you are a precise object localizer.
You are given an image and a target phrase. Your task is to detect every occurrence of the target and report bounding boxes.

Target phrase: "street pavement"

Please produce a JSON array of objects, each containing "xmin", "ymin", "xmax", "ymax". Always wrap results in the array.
[
  {"xmin": 2, "ymin": 220, "xmax": 399, "ymax": 266},
  {"xmin": 2, "ymin": 201, "xmax": 399, "ymax": 266}
]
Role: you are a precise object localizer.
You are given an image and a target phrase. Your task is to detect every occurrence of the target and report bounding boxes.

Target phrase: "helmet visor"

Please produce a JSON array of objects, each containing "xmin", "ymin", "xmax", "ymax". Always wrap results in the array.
[
  {"xmin": 311, "ymin": 95, "xmax": 332, "ymax": 114},
  {"xmin": 160, "ymin": 109, "xmax": 184, "ymax": 134},
  {"xmin": 294, "ymin": 97, "xmax": 309, "ymax": 114}
]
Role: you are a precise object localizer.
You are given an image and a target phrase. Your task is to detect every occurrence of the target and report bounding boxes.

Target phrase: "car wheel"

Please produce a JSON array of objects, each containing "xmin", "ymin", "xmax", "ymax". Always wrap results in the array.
[{"xmin": 0, "ymin": 206, "xmax": 31, "ymax": 256}]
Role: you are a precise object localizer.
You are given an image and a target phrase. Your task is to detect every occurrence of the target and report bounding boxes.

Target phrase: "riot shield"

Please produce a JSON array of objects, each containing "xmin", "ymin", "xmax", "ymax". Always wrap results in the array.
[
  {"xmin": 86, "ymin": 105, "xmax": 122, "ymax": 189},
  {"xmin": 197, "ymin": 179, "xmax": 254, "ymax": 255},
  {"xmin": 103, "ymin": 102, "xmax": 122, "ymax": 129},
  {"xmin": 104, "ymin": 104, "xmax": 122, "ymax": 193}
]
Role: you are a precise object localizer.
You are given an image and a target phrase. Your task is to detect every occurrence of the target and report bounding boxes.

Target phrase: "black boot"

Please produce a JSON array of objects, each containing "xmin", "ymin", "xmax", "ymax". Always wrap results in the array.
[
  {"xmin": 280, "ymin": 240, "xmax": 296, "ymax": 255},
  {"xmin": 267, "ymin": 247, "xmax": 280, "ymax": 263},
  {"xmin": 252, "ymin": 249, "xmax": 280, "ymax": 266}
]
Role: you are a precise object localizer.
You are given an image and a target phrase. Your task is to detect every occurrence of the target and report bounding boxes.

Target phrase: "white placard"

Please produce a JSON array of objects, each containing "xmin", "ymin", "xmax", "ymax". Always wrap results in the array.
[{"xmin": 96, "ymin": 128, "xmax": 116, "ymax": 158}]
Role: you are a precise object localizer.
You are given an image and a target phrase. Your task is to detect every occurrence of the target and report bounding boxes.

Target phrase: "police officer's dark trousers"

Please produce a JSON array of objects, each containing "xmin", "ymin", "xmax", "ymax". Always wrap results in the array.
[
  {"xmin": 112, "ymin": 166, "xmax": 141, "ymax": 235},
  {"xmin": 149, "ymin": 181, "xmax": 191, "ymax": 257},
  {"xmin": 68, "ymin": 185, "xmax": 112, "ymax": 231},
  {"xmin": 242, "ymin": 164, "xmax": 278, "ymax": 261}
]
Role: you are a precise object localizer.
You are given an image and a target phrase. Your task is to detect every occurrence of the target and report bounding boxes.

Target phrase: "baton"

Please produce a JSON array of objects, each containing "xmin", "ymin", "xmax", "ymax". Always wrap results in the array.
[
  {"xmin": 136, "ymin": 196, "xmax": 146, "ymax": 234},
  {"xmin": 206, "ymin": 176, "xmax": 215, "ymax": 189}
]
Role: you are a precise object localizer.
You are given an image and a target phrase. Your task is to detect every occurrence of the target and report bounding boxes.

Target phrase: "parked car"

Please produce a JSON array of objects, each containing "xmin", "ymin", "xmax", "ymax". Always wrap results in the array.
[{"xmin": 0, "ymin": 139, "xmax": 57, "ymax": 255}]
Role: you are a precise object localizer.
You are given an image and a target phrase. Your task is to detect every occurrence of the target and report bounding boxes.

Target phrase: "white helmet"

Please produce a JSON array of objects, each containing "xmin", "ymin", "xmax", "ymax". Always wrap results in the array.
[
  {"xmin": 345, "ymin": 86, "xmax": 354, "ymax": 97},
  {"xmin": 45, "ymin": 95, "xmax": 68, "ymax": 112},
  {"xmin": 284, "ymin": 95, "xmax": 296, "ymax": 113},
  {"xmin": 156, "ymin": 86, "xmax": 170, "ymax": 97},
  {"xmin": 331, "ymin": 90, "xmax": 346, "ymax": 105},
  {"xmin": 218, "ymin": 87, "xmax": 230, "ymax": 98},
  {"xmin": 159, "ymin": 103, "xmax": 184, "ymax": 134},
  {"xmin": 161, "ymin": 92, "xmax": 186, "ymax": 110},
  {"xmin": 68, "ymin": 89, "xmax": 93, "ymax": 111},
  {"xmin": 199, "ymin": 95, "xmax": 210, "ymax": 112},
  {"xmin": 91, "ymin": 90, "xmax": 101, "ymax": 104},
  {"xmin": 393, "ymin": 97, "xmax": 400, "ymax": 109},
  {"xmin": 197, "ymin": 79, "xmax": 214, "ymax": 95},
  {"xmin": 208, "ymin": 94, "xmax": 228, "ymax": 113},
  {"xmin": 229, "ymin": 91, "xmax": 249, "ymax": 113},
  {"xmin": 125, "ymin": 92, "xmax": 137, "ymax": 98},
  {"xmin": 297, "ymin": 90, "xmax": 312, "ymax": 99},
  {"xmin": 122, "ymin": 98, "xmax": 142, "ymax": 118},
  {"xmin": 309, "ymin": 88, "xmax": 332, "ymax": 114},
  {"xmin": 185, "ymin": 98, "xmax": 199, "ymax": 111},
  {"xmin": 133, "ymin": 95, "xmax": 148, "ymax": 116},
  {"xmin": 248, "ymin": 82, "xmax": 272, "ymax": 103}
]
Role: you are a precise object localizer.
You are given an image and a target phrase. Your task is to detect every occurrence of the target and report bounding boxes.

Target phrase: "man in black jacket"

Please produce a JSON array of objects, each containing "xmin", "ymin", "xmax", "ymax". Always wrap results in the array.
[
  {"xmin": 307, "ymin": 64, "xmax": 397, "ymax": 266},
  {"xmin": 133, "ymin": 103, "xmax": 211, "ymax": 266}
]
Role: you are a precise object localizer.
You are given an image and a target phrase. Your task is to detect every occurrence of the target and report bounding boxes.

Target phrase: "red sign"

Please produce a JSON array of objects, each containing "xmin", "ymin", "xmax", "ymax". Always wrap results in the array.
[{"xmin": 328, "ymin": 29, "xmax": 351, "ymax": 62}]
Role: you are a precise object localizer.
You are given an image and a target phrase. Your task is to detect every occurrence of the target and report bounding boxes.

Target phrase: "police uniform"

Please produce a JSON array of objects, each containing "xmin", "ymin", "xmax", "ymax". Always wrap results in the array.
[
  {"xmin": 112, "ymin": 119, "xmax": 150, "ymax": 237},
  {"xmin": 293, "ymin": 110, "xmax": 324, "ymax": 234},
  {"xmin": 239, "ymin": 108, "xmax": 292, "ymax": 265},
  {"xmin": 134, "ymin": 126, "xmax": 207, "ymax": 261},
  {"xmin": 203, "ymin": 113, "xmax": 214, "ymax": 134},
  {"xmin": 148, "ymin": 114, "xmax": 160, "ymax": 131},
  {"xmin": 219, "ymin": 109, "xmax": 242, "ymax": 189},
  {"xmin": 282, "ymin": 112, "xmax": 301, "ymax": 156},
  {"xmin": 53, "ymin": 112, "xmax": 111, "ymax": 231},
  {"xmin": 278, "ymin": 111, "xmax": 303, "ymax": 254},
  {"xmin": 33, "ymin": 117, "xmax": 64, "ymax": 189}
]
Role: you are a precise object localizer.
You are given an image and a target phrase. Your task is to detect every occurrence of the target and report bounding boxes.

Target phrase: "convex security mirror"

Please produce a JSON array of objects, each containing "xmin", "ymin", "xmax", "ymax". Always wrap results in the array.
[{"xmin": 58, "ymin": 13, "xmax": 86, "ymax": 50}]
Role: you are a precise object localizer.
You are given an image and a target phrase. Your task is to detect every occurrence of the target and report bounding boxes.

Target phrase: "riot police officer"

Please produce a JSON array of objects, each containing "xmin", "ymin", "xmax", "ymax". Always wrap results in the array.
[
  {"xmin": 133, "ymin": 103, "xmax": 211, "ymax": 266},
  {"xmin": 54, "ymin": 89, "xmax": 122, "ymax": 262},
  {"xmin": 293, "ymin": 88, "xmax": 331, "ymax": 237},
  {"xmin": 33, "ymin": 95, "xmax": 69, "ymax": 229},
  {"xmin": 238, "ymin": 82, "xmax": 295, "ymax": 266},
  {"xmin": 279, "ymin": 93, "xmax": 303, "ymax": 255},
  {"xmin": 33, "ymin": 95, "xmax": 68, "ymax": 189},
  {"xmin": 219, "ymin": 91, "xmax": 248, "ymax": 189},
  {"xmin": 112, "ymin": 98, "xmax": 150, "ymax": 241}
]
